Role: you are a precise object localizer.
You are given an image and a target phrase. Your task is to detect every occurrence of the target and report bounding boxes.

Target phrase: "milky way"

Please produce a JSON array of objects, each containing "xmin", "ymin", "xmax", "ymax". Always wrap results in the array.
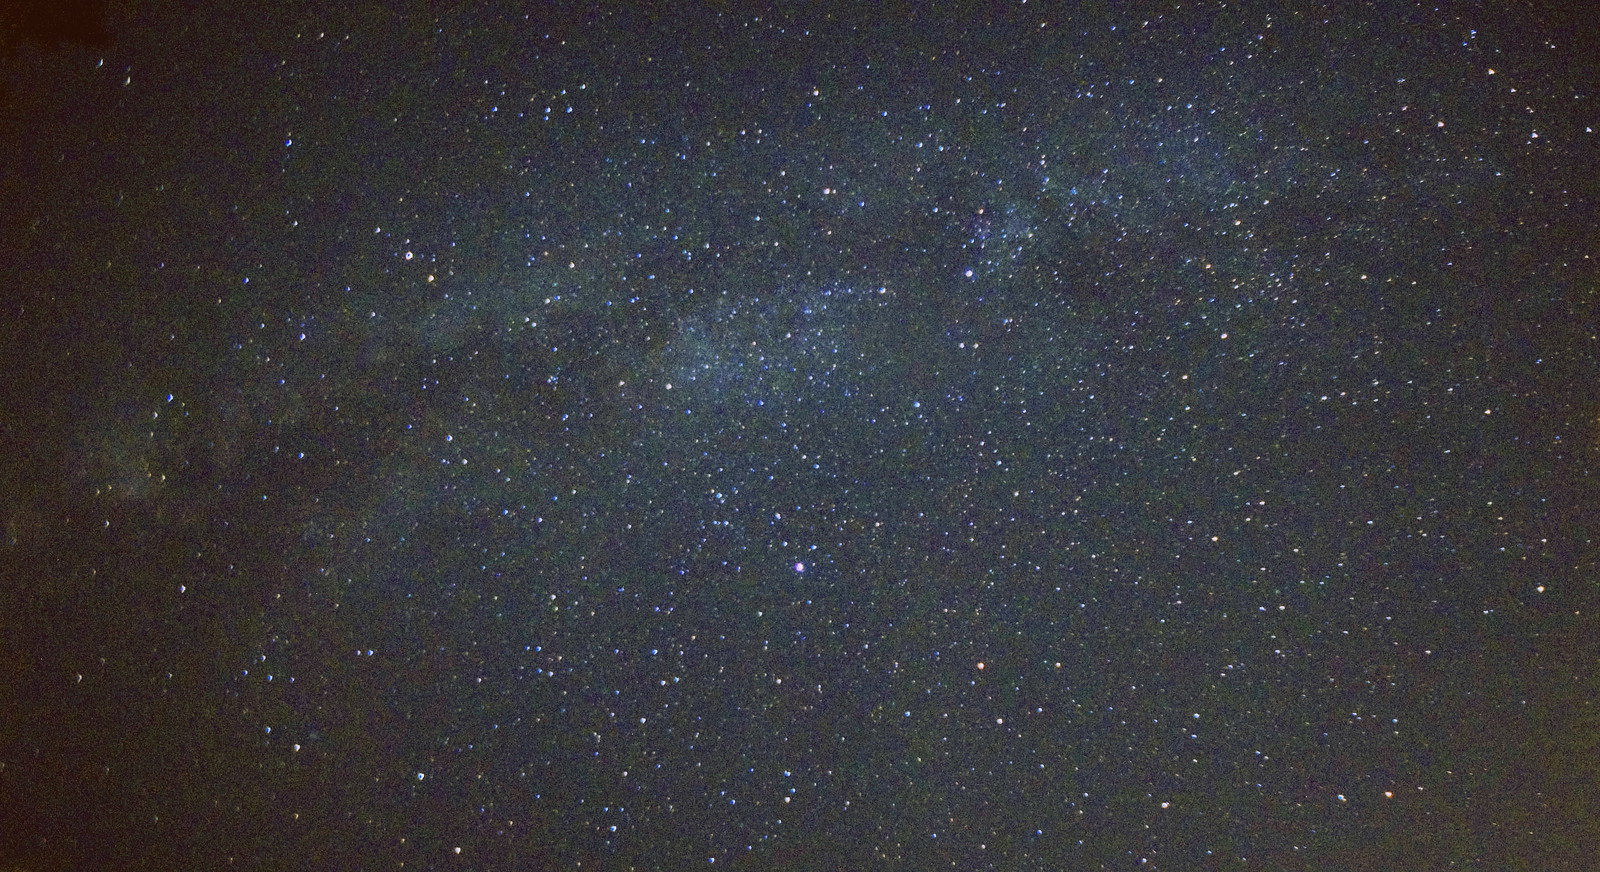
[{"xmin": 4, "ymin": 3, "xmax": 1597, "ymax": 869}]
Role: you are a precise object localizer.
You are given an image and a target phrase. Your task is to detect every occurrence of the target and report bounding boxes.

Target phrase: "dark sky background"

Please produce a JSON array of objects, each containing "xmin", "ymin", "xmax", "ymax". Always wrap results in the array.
[{"xmin": 3, "ymin": 1, "xmax": 1598, "ymax": 869}]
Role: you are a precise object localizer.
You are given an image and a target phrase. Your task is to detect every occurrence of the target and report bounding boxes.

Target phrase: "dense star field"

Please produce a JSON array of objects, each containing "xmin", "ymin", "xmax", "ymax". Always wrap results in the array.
[{"xmin": 3, "ymin": 2, "xmax": 1598, "ymax": 869}]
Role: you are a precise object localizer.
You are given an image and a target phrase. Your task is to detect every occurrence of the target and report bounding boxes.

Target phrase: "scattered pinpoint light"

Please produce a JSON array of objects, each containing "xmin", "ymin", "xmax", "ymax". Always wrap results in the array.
[{"xmin": 794, "ymin": 562, "xmax": 805, "ymax": 573}]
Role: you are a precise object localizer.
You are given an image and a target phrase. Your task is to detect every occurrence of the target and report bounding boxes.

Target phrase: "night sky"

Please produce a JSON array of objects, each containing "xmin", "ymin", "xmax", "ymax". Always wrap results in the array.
[{"xmin": 3, "ymin": 2, "xmax": 1599, "ymax": 869}]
